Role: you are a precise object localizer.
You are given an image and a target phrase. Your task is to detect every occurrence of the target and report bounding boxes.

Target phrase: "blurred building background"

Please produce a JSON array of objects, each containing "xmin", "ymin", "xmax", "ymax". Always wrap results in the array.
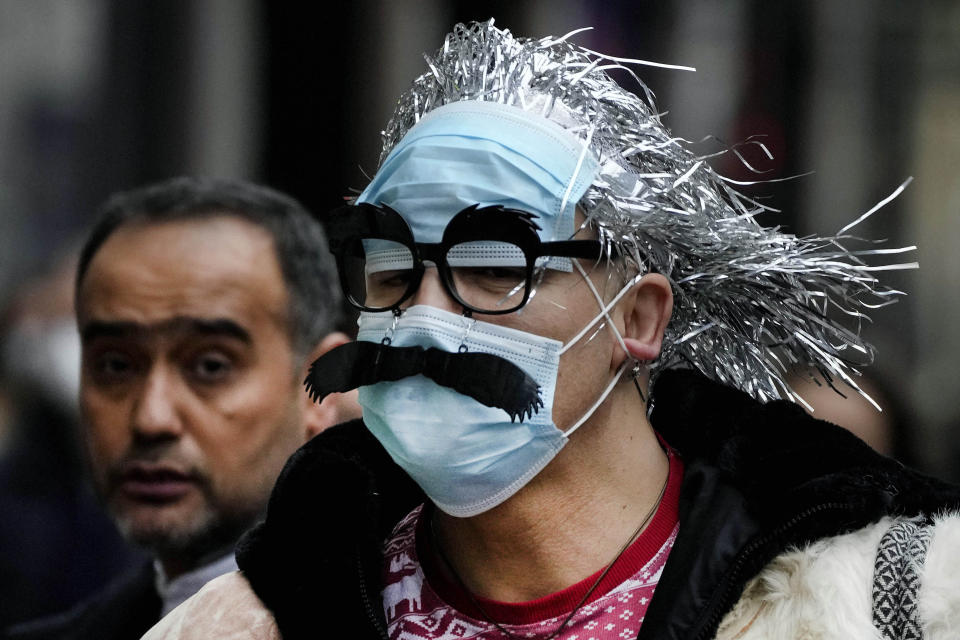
[{"xmin": 0, "ymin": 0, "xmax": 958, "ymax": 626}]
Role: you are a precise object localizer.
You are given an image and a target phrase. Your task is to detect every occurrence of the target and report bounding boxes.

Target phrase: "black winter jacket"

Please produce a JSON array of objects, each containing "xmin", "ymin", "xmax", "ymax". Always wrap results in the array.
[
  {"xmin": 236, "ymin": 370, "xmax": 960, "ymax": 640},
  {"xmin": 4, "ymin": 561, "xmax": 159, "ymax": 640}
]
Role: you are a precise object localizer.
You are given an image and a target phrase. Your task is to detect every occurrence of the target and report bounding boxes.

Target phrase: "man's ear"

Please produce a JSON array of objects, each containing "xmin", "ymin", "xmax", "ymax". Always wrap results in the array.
[
  {"xmin": 299, "ymin": 331, "xmax": 361, "ymax": 440},
  {"xmin": 618, "ymin": 273, "xmax": 673, "ymax": 366}
]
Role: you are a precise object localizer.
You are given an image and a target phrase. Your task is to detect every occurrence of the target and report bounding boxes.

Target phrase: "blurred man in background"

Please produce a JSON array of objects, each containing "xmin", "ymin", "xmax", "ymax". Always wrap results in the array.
[
  {"xmin": 6, "ymin": 177, "xmax": 357, "ymax": 640},
  {"xmin": 787, "ymin": 370, "xmax": 920, "ymax": 466}
]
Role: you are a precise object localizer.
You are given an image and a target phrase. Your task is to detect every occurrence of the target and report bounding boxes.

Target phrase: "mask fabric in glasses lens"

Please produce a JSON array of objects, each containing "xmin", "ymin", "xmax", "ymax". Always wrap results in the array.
[
  {"xmin": 344, "ymin": 238, "xmax": 416, "ymax": 310},
  {"xmin": 447, "ymin": 240, "xmax": 529, "ymax": 312}
]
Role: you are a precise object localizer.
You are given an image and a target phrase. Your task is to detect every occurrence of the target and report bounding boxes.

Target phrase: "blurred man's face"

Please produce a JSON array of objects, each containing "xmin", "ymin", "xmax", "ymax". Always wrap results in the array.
[{"xmin": 77, "ymin": 216, "xmax": 308, "ymax": 572}]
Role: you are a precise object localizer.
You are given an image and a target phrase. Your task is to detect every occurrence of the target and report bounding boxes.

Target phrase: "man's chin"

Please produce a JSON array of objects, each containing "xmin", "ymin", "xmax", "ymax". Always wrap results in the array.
[
  {"xmin": 106, "ymin": 488, "xmax": 263, "ymax": 568},
  {"xmin": 111, "ymin": 500, "xmax": 223, "ymax": 559},
  {"xmin": 114, "ymin": 509, "xmax": 213, "ymax": 551}
]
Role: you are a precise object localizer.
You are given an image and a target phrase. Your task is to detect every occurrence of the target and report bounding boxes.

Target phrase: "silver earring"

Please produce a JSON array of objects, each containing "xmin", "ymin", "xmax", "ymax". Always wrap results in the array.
[{"xmin": 630, "ymin": 358, "xmax": 649, "ymax": 378}]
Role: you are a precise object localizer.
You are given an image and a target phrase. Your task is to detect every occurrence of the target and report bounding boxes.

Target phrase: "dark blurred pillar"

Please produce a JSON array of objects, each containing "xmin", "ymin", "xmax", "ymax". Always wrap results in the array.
[
  {"xmin": 584, "ymin": 1, "xmax": 678, "ymax": 99},
  {"xmin": 725, "ymin": 1, "xmax": 812, "ymax": 231},
  {"xmin": 446, "ymin": 1, "xmax": 527, "ymax": 31},
  {"xmin": 259, "ymin": 2, "xmax": 531, "ymax": 216},
  {"xmin": 259, "ymin": 3, "xmax": 364, "ymax": 215},
  {"xmin": 83, "ymin": 1, "xmax": 196, "ymax": 211}
]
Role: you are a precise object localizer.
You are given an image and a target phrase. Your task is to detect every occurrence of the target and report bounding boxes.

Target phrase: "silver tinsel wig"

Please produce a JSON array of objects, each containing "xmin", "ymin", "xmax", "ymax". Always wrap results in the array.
[{"xmin": 369, "ymin": 20, "xmax": 915, "ymax": 405}]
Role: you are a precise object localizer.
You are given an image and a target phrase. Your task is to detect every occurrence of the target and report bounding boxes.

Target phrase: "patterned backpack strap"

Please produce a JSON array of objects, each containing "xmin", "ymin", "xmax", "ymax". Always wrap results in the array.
[{"xmin": 872, "ymin": 517, "xmax": 934, "ymax": 640}]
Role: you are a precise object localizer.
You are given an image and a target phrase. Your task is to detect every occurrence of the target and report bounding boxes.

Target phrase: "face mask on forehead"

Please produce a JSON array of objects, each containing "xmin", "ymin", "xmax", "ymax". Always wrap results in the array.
[{"xmin": 356, "ymin": 100, "xmax": 600, "ymax": 258}]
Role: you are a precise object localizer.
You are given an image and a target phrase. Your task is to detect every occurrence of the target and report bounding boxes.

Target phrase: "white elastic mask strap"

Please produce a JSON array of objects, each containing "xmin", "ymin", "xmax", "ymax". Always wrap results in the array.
[
  {"xmin": 559, "ymin": 266, "xmax": 640, "ymax": 356},
  {"xmin": 562, "ymin": 359, "xmax": 629, "ymax": 437},
  {"xmin": 558, "ymin": 122, "xmax": 597, "ymax": 216}
]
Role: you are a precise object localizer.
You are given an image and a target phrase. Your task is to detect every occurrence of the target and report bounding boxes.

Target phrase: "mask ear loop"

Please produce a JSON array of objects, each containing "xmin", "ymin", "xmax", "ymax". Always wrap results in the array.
[
  {"xmin": 559, "ymin": 263, "xmax": 639, "ymax": 357},
  {"xmin": 557, "ymin": 122, "xmax": 597, "ymax": 238},
  {"xmin": 579, "ymin": 269, "xmax": 649, "ymax": 404},
  {"xmin": 559, "ymin": 263, "xmax": 643, "ymax": 438},
  {"xmin": 563, "ymin": 360, "xmax": 629, "ymax": 437}
]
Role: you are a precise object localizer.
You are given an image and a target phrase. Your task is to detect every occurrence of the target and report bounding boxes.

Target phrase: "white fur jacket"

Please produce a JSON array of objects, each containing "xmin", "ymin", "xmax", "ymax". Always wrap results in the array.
[
  {"xmin": 142, "ymin": 512, "xmax": 960, "ymax": 640},
  {"xmin": 714, "ymin": 513, "xmax": 960, "ymax": 640}
]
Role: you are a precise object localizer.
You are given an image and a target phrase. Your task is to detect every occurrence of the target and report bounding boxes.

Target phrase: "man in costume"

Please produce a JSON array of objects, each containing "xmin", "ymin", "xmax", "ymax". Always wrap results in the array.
[
  {"xmin": 6, "ymin": 178, "xmax": 356, "ymax": 640},
  {"xmin": 145, "ymin": 23, "xmax": 960, "ymax": 640}
]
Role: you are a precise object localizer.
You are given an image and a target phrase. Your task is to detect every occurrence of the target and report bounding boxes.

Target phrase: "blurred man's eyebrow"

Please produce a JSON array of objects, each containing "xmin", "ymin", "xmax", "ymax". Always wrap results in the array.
[
  {"xmin": 81, "ymin": 317, "xmax": 251, "ymax": 344},
  {"xmin": 187, "ymin": 318, "xmax": 252, "ymax": 343}
]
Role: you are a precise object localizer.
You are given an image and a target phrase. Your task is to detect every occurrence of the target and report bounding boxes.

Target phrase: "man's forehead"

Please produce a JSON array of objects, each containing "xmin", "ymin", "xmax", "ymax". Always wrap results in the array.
[
  {"xmin": 100, "ymin": 215, "xmax": 276, "ymax": 258},
  {"xmin": 77, "ymin": 216, "xmax": 289, "ymax": 332},
  {"xmin": 356, "ymin": 101, "xmax": 599, "ymax": 244}
]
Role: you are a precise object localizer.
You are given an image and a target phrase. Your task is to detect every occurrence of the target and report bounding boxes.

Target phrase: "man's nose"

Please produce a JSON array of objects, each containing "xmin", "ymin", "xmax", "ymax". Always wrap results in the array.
[
  {"xmin": 406, "ymin": 266, "xmax": 463, "ymax": 313},
  {"xmin": 131, "ymin": 366, "xmax": 184, "ymax": 440}
]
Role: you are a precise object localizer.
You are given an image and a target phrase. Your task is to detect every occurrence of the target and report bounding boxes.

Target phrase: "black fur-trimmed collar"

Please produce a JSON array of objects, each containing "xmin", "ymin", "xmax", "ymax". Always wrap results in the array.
[
  {"xmin": 236, "ymin": 420, "xmax": 422, "ymax": 640},
  {"xmin": 651, "ymin": 369, "xmax": 959, "ymax": 519}
]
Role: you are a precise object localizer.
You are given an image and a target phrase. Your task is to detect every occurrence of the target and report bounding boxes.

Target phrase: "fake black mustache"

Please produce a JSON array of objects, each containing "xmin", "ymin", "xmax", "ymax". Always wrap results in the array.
[{"xmin": 304, "ymin": 341, "xmax": 543, "ymax": 423}]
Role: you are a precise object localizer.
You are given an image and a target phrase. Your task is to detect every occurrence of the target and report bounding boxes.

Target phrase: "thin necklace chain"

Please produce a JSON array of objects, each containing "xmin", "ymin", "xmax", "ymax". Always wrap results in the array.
[{"xmin": 429, "ymin": 471, "xmax": 669, "ymax": 640}]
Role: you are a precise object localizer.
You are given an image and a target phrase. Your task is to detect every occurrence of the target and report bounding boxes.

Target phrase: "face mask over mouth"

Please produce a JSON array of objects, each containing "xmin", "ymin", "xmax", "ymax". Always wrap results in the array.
[
  {"xmin": 306, "ymin": 269, "xmax": 638, "ymax": 518},
  {"xmin": 352, "ymin": 305, "xmax": 565, "ymax": 517}
]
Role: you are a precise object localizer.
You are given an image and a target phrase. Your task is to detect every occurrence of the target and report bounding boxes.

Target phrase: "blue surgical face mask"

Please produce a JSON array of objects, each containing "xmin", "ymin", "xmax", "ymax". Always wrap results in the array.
[
  {"xmin": 357, "ymin": 306, "xmax": 563, "ymax": 517},
  {"xmin": 356, "ymin": 268, "xmax": 637, "ymax": 517}
]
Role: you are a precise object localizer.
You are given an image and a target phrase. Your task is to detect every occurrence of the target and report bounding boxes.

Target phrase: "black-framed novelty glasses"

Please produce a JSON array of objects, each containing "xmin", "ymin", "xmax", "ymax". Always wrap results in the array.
[{"xmin": 322, "ymin": 203, "xmax": 611, "ymax": 315}]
